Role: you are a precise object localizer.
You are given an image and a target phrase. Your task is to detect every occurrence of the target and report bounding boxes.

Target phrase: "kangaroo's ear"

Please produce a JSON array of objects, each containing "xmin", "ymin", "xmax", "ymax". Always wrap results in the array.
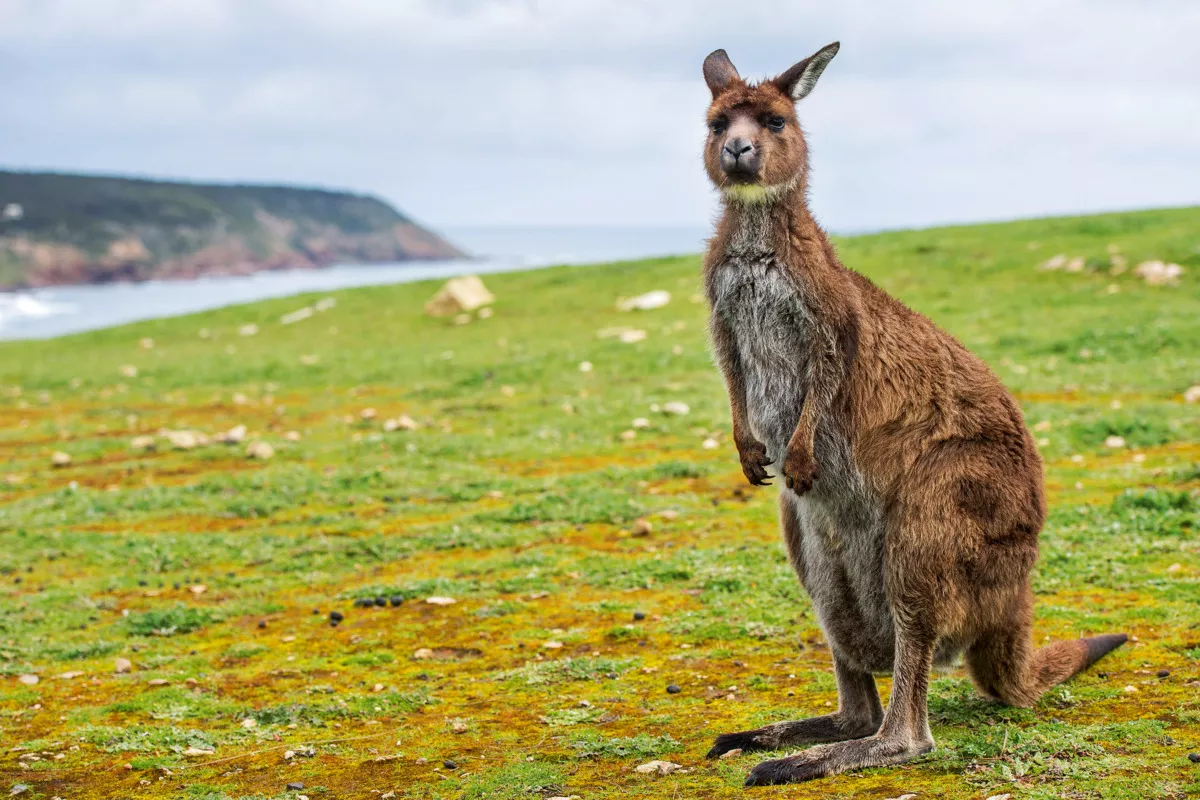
[
  {"xmin": 703, "ymin": 49, "xmax": 741, "ymax": 97},
  {"xmin": 774, "ymin": 41, "xmax": 840, "ymax": 102}
]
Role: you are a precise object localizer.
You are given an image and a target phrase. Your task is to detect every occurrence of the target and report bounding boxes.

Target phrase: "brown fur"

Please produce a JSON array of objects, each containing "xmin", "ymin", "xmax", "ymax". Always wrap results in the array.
[{"xmin": 698, "ymin": 44, "xmax": 1127, "ymax": 786}]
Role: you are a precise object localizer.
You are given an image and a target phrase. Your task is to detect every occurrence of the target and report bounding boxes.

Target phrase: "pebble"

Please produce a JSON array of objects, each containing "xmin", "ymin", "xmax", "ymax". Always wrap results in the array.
[
  {"xmin": 443, "ymin": 760, "xmax": 458, "ymax": 770},
  {"xmin": 426, "ymin": 596, "xmax": 456, "ymax": 606},
  {"xmin": 114, "ymin": 658, "xmax": 133, "ymax": 674},
  {"xmin": 17, "ymin": 674, "xmax": 39, "ymax": 685},
  {"xmin": 662, "ymin": 401, "xmax": 689, "ymax": 415},
  {"xmin": 632, "ymin": 519, "xmax": 653, "ymax": 536},
  {"xmin": 246, "ymin": 441, "xmax": 274, "ymax": 460},
  {"xmin": 666, "ymin": 683, "xmax": 681, "ymax": 694},
  {"xmin": 286, "ymin": 782, "xmax": 305, "ymax": 790},
  {"xmin": 51, "ymin": 451, "xmax": 72, "ymax": 467},
  {"xmin": 635, "ymin": 759, "xmax": 682, "ymax": 775},
  {"xmin": 633, "ymin": 611, "xmax": 646, "ymax": 621}
]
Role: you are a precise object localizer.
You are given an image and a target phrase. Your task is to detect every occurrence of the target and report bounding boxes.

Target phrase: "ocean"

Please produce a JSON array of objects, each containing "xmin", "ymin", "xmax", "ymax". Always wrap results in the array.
[{"xmin": 0, "ymin": 225, "xmax": 708, "ymax": 340}]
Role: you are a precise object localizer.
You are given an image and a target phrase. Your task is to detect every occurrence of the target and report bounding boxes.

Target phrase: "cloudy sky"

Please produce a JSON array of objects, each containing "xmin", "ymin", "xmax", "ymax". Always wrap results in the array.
[{"xmin": 1, "ymin": 1, "xmax": 1197, "ymax": 232}]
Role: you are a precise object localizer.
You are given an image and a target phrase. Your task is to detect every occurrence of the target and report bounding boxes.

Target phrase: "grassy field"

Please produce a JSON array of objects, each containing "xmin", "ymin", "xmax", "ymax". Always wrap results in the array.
[{"xmin": 1, "ymin": 207, "xmax": 1198, "ymax": 800}]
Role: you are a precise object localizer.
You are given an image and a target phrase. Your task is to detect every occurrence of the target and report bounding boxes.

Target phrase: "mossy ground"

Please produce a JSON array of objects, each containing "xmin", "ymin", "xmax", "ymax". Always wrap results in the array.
[{"xmin": 1, "ymin": 207, "xmax": 1198, "ymax": 799}]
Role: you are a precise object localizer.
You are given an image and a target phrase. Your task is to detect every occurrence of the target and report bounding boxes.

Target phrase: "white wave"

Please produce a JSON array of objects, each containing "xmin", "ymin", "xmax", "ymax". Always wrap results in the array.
[{"xmin": 0, "ymin": 292, "xmax": 77, "ymax": 328}]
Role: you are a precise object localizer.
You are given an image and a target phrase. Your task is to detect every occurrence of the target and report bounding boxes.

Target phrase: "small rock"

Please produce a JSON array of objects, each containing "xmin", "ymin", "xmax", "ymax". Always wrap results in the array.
[
  {"xmin": 1167, "ymin": 563, "xmax": 1182, "ymax": 573},
  {"xmin": 451, "ymin": 720, "xmax": 468, "ymax": 733},
  {"xmin": 119, "ymin": 364, "xmax": 139, "ymax": 378},
  {"xmin": 1184, "ymin": 385, "xmax": 1200, "ymax": 404},
  {"xmin": 374, "ymin": 596, "xmax": 388, "ymax": 607},
  {"xmin": 578, "ymin": 361, "xmax": 593, "ymax": 373},
  {"xmin": 246, "ymin": 441, "xmax": 275, "ymax": 460},
  {"xmin": 1133, "ymin": 260, "xmax": 1184, "ymax": 286},
  {"xmin": 241, "ymin": 717, "xmax": 258, "ymax": 729},
  {"xmin": 1189, "ymin": 753, "xmax": 1200, "ymax": 764},
  {"xmin": 701, "ymin": 437, "xmax": 719, "ymax": 450},
  {"xmin": 57, "ymin": 671, "xmax": 84, "ymax": 680},
  {"xmin": 9, "ymin": 785, "xmax": 30, "ymax": 796},
  {"xmin": 631, "ymin": 417, "xmax": 650, "ymax": 429},
  {"xmin": 616, "ymin": 290, "xmax": 671, "ymax": 312},
  {"xmin": 184, "ymin": 747, "xmax": 215, "ymax": 757},
  {"xmin": 284, "ymin": 749, "xmax": 296, "ymax": 760},
  {"xmin": 633, "ymin": 611, "xmax": 646, "ymax": 621},
  {"xmin": 632, "ymin": 518, "xmax": 653, "ymax": 536},
  {"xmin": 164, "ymin": 430, "xmax": 202, "ymax": 450},
  {"xmin": 618, "ymin": 328, "xmax": 647, "ymax": 344},
  {"xmin": 286, "ymin": 782, "xmax": 304, "ymax": 790},
  {"xmin": 1104, "ymin": 435, "xmax": 1126, "ymax": 449},
  {"xmin": 147, "ymin": 678, "xmax": 169, "ymax": 686},
  {"xmin": 477, "ymin": 307, "xmax": 493, "ymax": 319},
  {"xmin": 189, "ymin": 584, "xmax": 207, "ymax": 595},
  {"xmin": 360, "ymin": 407, "xmax": 377, "ymax": 420},
  {"xmin": 426, "ymin": 596, "xmax": 456, "ymax": 606},
  {"xmin": 114, "ymin": 658, "xmax": 133, "ymax": 674},
  {"xmin": 413, "ymin": 648, "xmax": 435, "ymax": 660},
  {"xmin": 443, "ymin": 759, "xmax": 458, "ymax": 770},
  {"xmin": 238, "ymin": 324, "xmax": 259, "ymax": 337},
  {"xmin": 666, "ymin": 683, "xmax": 681, "ymax": 694},
  {"xmin": 1157, "ymin": 669, "xmax": 1170, "ymax": 678},
  {"xmin": 389, "ymin": 596, "xmax": 403, "ymax": 607},
  {"xmin": 424, "ymin": 275, "xmax": 494, "ymax": 317},
  {"xmin": 130, "ymin": 435, "xmax": 156, "ymax": 451},
  {"xmin": 662, "ymin": 401, "xmax": 690, "ymax": 415},
  {"xmin": 218, "ymin": 425, "xmax": 247, "ymax": 444},
  {"xmin": 719, "ymin": 748, "xmax": 743, "ymax": 759},
  {"xmin": 51, "ymin": 451, "xmax": 72, "ymax": 467},
  {"xmin": 635, "ymin": 759, "xmax": 681, "ymax": 775},
  {"xmin": 17, "ymin": 674, "xmax": 38, "ymax": 686},
  {"xmin": 619, "ymin": 430, "xmax": 637, "ymax": 441},
  {"xmin": 373, "ymin": 682, "xmax": 384, "ymax": 692},
  {"xmin": 543, "ymin": 640, "xmax": 563, "ymax": 649}
]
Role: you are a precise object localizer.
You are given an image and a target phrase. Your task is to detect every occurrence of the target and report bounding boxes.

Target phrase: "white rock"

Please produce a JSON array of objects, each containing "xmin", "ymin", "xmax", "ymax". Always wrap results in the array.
[
  {"xmin": 1104, "ymin": 435, "xmax": 1126, "ymax": 449},
  {"xmin": 542, "ymin": 641, "xmax": 563, "ymax": 649},
  {"xmin": 241, "ymin": 717, "xmax": 257, "ymax": 728},
  {"xmin": 425, "ymin": 596, "xmax": 456, "ymax": 606},
  {"xmin": 1134, "ymin": 260, "xmax": 1184, "ymax": 285},
  {"xmin": 413, "ymin": 648, "xmax": 435, "ymax": 660},
  {"xmin": 617, "ymin": 290, "xmax": 671, "ymax": 312},
  {"xmin": 50, "ymin": 451, "xmax": 72, "ymax": 467},
  {"xmin": 618, "ymin": 329, "xmax": 648, "ymax": 344},
  {"xmin": 1184, "ymin": 385, "xmax": 1200, "ymax": 403},
  {"xmin": 130, "ymin": 435, "xmax": 156, "ymax": 450},
  {"xmin": 57, "ymin": 671, "xmax": 84, "ymax": 680},
  {"xmin": 164, "ymin": 430, "xmax": 202, "ymax": 450},
  {"xmin": 425, "ymin": 275, "xmax": 495, "ymax": 317},
  {"xmin": 114, "ymin": 658, "xmax": 133, "ymax": 674},
  {"xmin": 1040, "ymin": 254, "xmax": 1068, "ymax": 270},
  {"xmin": 238, "ymin": 324, "xmax": 259, "ymax": 337},
  {"xmin": 246, "ymin": 441, "xmax": 275, "ymax": 460},
  {"xmin": 119, "ymin": 364, "xmax": 139, "ymax": 378},
  {"xmin": 184, "ymin": 747, "xmax": 215, "ymax": 757},
  {"xmin": 17, "ymin": 674, "xmax": 38, "ymax": 686},
  {"xmin": 631, "ymin": 417, "xmax": 650, "ymax": 429},
  {"xmin": 280, "ymin": 307, "xmax": 313, "ymax": 325},
  {"xmin": 360, "ymin": 407, "xmax": 377, "ymax": 420},
  {"xmin": 635, "ymin": 760, "xmax": 682, "ymax": 775},
  {"xmin": 701, "ymin": 438, "xmax": 719, "ymax": 450},
  {"xmin": 218, "ymin": 425, "xmax": 247, "ymax": 444},
  {"xmin": 578, "ymin": 361, "xmax": 593, "ymax": 373},
  {"xmin": 662, "ymin": 401, "xmax": 690, "ymax": 415}
]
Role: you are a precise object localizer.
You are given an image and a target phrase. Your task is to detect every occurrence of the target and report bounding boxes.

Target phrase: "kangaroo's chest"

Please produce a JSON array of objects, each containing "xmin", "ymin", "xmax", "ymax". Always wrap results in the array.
[{"xmin": 710, "ymin": 251, "xmax": 813, "ymax": 459}]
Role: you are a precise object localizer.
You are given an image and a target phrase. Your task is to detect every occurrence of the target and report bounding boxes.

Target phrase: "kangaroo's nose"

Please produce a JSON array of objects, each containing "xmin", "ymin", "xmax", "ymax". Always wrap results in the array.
[{"xmin": 723, "ymin": 138, "xmax": 754, "ymax": 159}]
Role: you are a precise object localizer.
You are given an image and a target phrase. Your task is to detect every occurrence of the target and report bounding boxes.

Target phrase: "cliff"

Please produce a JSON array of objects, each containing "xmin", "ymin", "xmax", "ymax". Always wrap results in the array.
[{"xmin": 0, "ymin": 170, "xmax": 465, "ymax": 289}]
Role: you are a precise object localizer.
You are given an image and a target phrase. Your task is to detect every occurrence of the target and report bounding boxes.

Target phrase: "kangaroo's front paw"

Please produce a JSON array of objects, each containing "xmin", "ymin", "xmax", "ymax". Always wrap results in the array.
[
  {"xmin": 782, "ymin": 447, "xmax": 818, "ymax": 495},
  {"xmin": 736, "ymin": 439, "xmax": 774, "ymax": 487}
]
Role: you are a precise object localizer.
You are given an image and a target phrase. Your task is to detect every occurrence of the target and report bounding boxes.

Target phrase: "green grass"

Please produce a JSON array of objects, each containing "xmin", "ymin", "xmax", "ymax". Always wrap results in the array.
[{"xmin": 0, "ymin": 206, "xmax": 1197, "ymax": 799}]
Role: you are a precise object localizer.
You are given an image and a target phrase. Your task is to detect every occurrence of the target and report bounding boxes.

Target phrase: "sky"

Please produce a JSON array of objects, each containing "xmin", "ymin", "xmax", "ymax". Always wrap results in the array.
[{"xmin": 1, "ymin": 1, "xmax": 1198, "ymax": 232}]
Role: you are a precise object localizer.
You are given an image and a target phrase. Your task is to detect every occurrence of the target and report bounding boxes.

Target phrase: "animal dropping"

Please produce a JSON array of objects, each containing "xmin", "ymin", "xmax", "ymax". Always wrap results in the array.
[{"xmin": 697, "ymin": 42, "xmax": 1127, "ymax": 786}]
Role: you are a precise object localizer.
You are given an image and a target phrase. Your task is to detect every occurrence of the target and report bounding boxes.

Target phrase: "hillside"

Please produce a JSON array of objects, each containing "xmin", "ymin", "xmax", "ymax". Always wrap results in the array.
[
  {"xmin": 0, "ymin": 170, "xmax": 464, "ymax": 289},
  {"xmin": 0, "ymin": 207, "xmax": 1196, "ymax": 799}
]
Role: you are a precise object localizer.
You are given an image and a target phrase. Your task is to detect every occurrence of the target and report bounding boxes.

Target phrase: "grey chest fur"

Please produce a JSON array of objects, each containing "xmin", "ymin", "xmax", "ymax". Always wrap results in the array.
[
  {"xmin": 710, "ymin": 233, "xmax": 897, "ymax": 674},
  {"xmin": 710, "ymin": 250, "xmax": 812, "ymax": 463}
]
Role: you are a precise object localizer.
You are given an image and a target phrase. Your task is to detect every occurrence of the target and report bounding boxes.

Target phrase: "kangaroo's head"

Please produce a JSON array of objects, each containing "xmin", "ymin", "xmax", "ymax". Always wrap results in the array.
[{"xmin": 702, "ymin": 42, "xmax": 839, "ymax": 204}]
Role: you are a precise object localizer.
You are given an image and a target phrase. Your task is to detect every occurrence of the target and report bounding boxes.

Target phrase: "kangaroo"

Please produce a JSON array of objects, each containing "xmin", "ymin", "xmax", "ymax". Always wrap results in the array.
[{"xmin": 699, "ymin": 42, "xmax": 1127, "ymax": 786}]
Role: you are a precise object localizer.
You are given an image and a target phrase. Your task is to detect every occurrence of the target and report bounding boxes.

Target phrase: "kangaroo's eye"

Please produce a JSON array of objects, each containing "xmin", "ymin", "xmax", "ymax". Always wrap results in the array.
[
  {"xmin": 709, "ymin": 119, "xmax": 727, "ymax": 135},
  {"xmin": 766, "ymin": 116, "xmax": 786, "ymax": 132}
]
